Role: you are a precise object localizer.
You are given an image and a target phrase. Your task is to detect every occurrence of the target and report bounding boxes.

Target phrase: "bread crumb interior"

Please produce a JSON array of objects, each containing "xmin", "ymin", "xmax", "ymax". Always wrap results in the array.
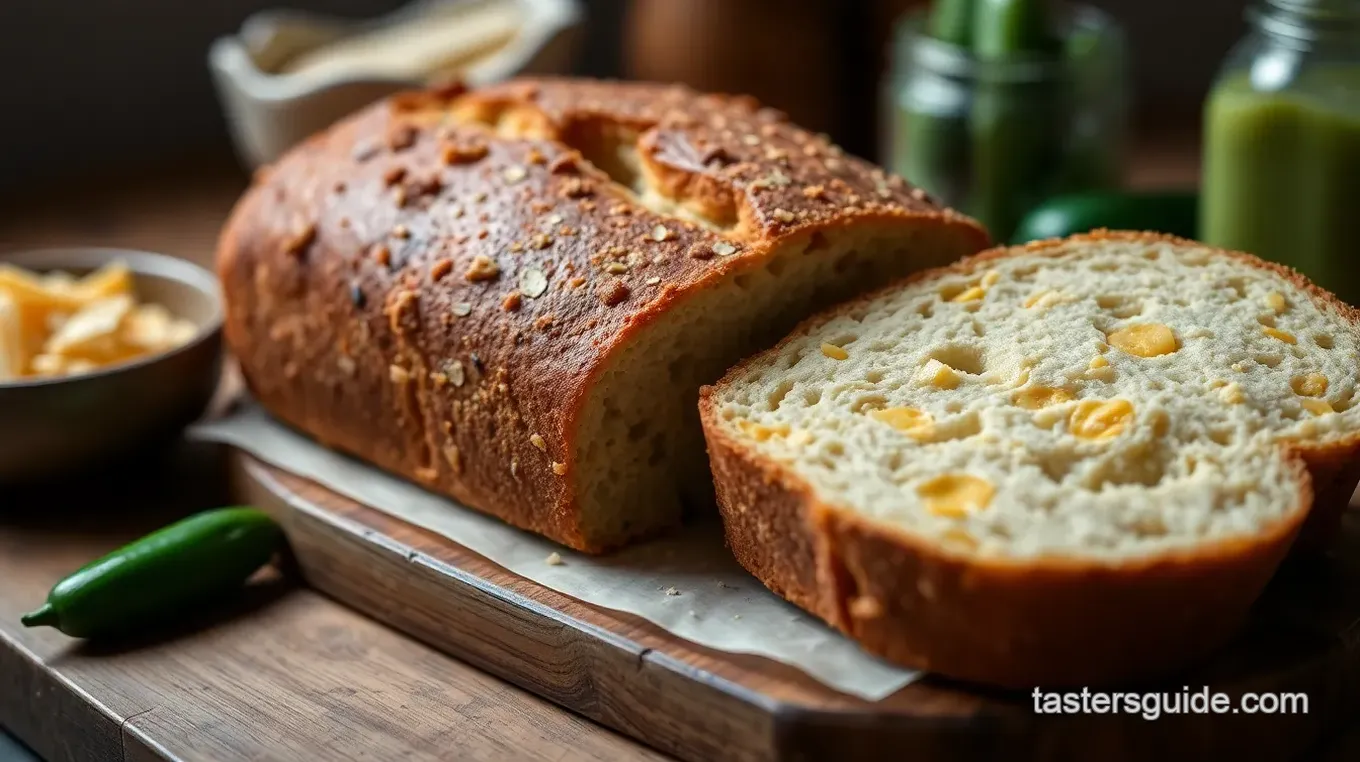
[{"xmin": 714, "ymin": 239, "xmax": 1360, "ymax": 559}]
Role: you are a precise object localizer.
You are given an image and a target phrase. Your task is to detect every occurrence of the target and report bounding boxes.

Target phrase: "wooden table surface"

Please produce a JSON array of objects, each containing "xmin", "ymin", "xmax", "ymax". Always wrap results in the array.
[
  {"xmin": 5, "ymin": 138, "xmax": 1353, "ymax": 762},
  {"xmin": 0, "ymin": 444, "xmax": 667, "ymax": 762}
]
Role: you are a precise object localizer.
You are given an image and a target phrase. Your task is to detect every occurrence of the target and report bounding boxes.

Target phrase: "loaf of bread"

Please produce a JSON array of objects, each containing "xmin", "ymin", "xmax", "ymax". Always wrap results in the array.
[
  {"xmin": 217, "ymin": 78, "xmax": 988, "ymax": 552},
  {"xmin": 700, "ymin": 231, "xmax": 1360, "ymax": 687}
]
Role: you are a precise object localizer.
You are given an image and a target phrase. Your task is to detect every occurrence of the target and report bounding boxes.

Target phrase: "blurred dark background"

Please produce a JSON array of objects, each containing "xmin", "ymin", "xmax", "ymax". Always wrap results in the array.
[{"xmin": 0, "ymin": 0, "xmax": 1240, "ymax": 190}]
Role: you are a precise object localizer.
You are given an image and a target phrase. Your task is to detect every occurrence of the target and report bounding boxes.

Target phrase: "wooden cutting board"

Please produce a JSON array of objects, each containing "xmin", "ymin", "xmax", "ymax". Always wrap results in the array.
[{"xmin": 232, "ymin": 452, "xmax": 1360, "ymax": 762}]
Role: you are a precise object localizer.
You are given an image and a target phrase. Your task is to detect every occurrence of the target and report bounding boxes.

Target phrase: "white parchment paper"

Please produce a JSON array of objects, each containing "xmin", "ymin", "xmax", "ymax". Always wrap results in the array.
[{"xmin": 189, "ymin": 404, "xmax": 920, "ymax": 701}]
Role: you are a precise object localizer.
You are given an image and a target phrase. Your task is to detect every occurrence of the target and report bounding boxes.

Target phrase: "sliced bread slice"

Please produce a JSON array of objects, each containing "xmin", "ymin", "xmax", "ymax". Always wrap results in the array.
[{"xmin": 699, "ymin": 231, "xmax": 1360, "ymax": 688}]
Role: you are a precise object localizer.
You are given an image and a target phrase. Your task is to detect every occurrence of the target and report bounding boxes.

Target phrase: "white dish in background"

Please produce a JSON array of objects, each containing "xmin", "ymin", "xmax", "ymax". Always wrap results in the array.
[{"xmin": 208, "ymin": 0, "xmax": 583, "ymax": 168}]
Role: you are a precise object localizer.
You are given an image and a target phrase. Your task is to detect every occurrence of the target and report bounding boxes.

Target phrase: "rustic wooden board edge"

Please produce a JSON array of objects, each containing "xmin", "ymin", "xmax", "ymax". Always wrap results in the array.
[
  {"xmin": 234, "ymin": 454, "xmax": 1360, "ymax": 762},
  {"xmin": 235, "ymin": 456, "xmax": 789, "ymax": 762},
  {"xmin": 0, "ymin": 629, "xmax": 129, "ymax": 762}
]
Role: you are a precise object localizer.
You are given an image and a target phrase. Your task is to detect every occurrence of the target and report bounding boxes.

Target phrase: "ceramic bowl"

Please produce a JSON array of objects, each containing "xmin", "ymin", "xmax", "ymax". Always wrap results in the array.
[
  {"xmin": 0, "ymin": 248, "xmax": 224, "ymax": 483},
  {"xmin": 208, "ymin": 0, "xmax": 582, "ymax": 167}
]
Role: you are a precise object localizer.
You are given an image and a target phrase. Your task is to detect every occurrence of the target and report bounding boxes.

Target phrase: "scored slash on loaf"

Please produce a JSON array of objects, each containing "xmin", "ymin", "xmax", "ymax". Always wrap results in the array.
[
  {"xmin": 700, "ymin": 231, "xmax": 1360, "ymax": 688},
  {"xmin": 217, "ymin": 78, "xmax": 988, "ymax": 553}
]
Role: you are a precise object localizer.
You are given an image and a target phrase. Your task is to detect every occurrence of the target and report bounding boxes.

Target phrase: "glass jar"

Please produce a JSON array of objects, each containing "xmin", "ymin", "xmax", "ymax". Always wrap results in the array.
[
  {"xmin": 1200, "ymin": 0, "xmax": 1360, "ymax": 305},
  {"xmin": 886, "ymin": 5, "xmax": 1129, "ymax": 242}
]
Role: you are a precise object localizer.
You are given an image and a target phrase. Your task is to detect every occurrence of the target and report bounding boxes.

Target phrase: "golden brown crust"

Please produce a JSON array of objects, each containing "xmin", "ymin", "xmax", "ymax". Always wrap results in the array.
[
  {"xmin": 217, "ymin": 77, "xmax": 987, "ymax": 552},
  {"xmin": 699, "ymin": 231, "xmax": 1360, "ymax": 687}
]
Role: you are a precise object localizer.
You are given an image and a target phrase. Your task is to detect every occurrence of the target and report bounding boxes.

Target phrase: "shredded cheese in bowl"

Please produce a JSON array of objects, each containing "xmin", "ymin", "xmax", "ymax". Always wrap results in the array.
[{"xmin": 0, "ymin": 261, "xmax": 197, "ymax": 381}]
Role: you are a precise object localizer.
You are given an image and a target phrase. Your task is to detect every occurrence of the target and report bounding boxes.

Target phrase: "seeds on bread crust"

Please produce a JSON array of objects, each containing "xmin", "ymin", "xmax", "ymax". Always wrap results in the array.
[{"xmin": 219, "ymin": 77, "xmax": 988, "ymax": 559}]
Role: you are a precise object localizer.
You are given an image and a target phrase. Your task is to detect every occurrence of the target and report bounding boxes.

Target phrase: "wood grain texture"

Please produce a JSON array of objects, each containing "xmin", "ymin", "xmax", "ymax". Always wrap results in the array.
[
  {"xmin": 0, "ymin": 442, "xmax": 670, "ymax": 762},
  {"xmin": 236, "ymin": 453, "xmax": 1360, "ymax": 762}
]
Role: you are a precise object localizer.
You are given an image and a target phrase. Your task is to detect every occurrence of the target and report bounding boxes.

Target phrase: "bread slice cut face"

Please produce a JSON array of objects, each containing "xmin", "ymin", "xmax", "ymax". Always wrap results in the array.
[{"xmin": 700, "ymin": 232, "xmax": 1360, "ymax": 687}]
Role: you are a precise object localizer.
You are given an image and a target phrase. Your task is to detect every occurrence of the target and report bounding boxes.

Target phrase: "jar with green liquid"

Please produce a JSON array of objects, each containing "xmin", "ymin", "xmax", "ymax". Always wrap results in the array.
[{"xmin": 1202, "ymin": 0, "xmax": 1360, "ymax": 304}]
